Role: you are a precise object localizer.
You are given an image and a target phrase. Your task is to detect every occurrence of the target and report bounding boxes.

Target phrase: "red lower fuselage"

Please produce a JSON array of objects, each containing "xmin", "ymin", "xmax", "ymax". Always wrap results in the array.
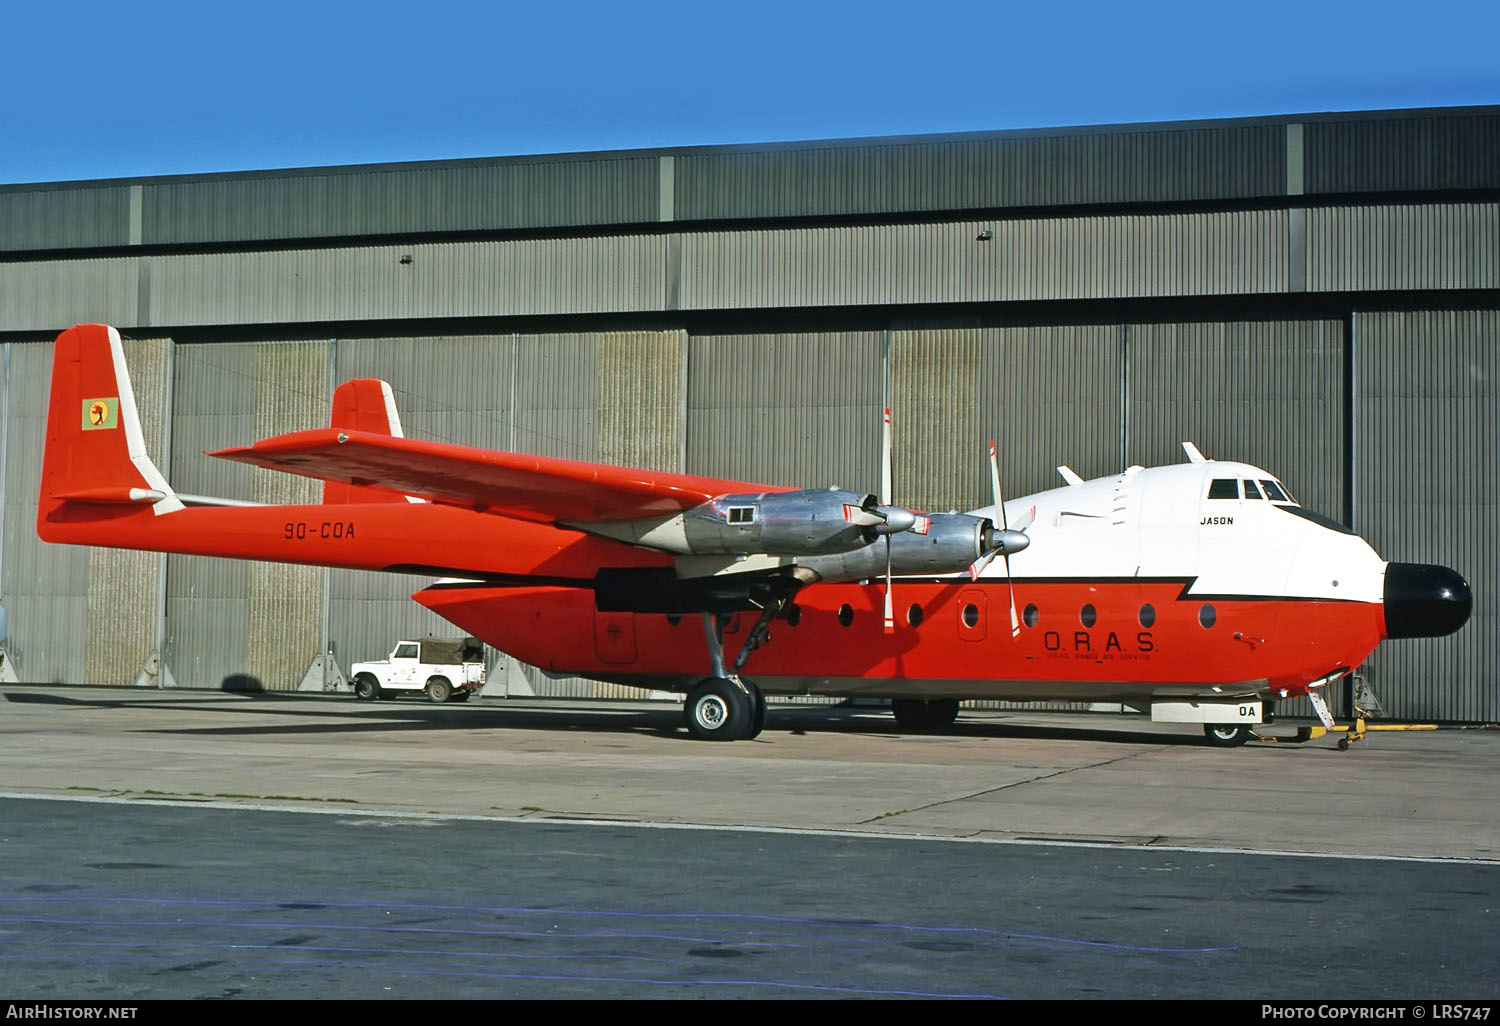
[{"xmin": 416, "ymin": 578, "xmax": 1386, "ymax": 702}]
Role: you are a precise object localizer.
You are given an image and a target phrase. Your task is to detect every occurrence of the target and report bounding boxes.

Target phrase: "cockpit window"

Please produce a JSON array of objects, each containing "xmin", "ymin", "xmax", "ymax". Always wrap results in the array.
[
  {"xmin": 1243, "ymin": 480, "xmax": 1263, "ymax": 499},
  {"xmin": 1207, "ymin": 478, "xmax": 1239, "ymax": 500},
  {"xmin": 1259, "ymin": 479, "xmax": 1292, "ymax": 503}
]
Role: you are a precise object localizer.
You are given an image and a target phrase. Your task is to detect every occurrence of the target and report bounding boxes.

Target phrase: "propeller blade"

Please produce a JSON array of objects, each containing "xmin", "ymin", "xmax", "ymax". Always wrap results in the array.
[
  {"xmin": 881, "ymin": 407, "xmax": 893, "ymax": 508},
  {"xmin": 1006, "ymin": 558, "xmax": 1021, "ymax": 637},
  {"xmin": 988, "ymin": 440, "xmax": 1008, "ymax": 532},
  {"xmin": 883, "ymin": 538, "xmax": 896, "ymax": 634}
]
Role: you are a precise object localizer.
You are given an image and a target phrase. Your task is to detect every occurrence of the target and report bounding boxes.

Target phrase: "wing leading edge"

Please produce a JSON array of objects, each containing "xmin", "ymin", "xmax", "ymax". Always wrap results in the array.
[{"xmin": 210, "ymin": 428, "xmax": 792, "ymax": 524}]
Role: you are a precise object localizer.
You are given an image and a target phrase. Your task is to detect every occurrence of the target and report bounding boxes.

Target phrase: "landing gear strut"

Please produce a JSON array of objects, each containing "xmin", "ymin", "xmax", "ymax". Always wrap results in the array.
[{"xmin": 683, "ymin": 602, "xmax": 785, "ymax": 741}]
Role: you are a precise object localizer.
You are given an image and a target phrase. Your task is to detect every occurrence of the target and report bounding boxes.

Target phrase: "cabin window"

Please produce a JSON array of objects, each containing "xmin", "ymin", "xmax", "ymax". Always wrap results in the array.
[
  {"xmin": 1243, "ymin": 480, "xmax": 1263, "ymax": 499},
  {"xmin": 1022, "ymin": 603, "xmax": 1039, "ymax": 629},
  {"xmin": 727, "ymin": 506, "xmax": 756, "ymax": 524},
  {"xmin": 1198, "ymin": 604, "xmax": 1217, "ymax": 629},
  {"xmin": 1079, "ymin": 603, "xmax": 1097, "ymax": 628},
  {"xmin": 1260, "ymin": 479, "xmax": 1290, "ymax": 502},
  {"xmin": 962, "ymin": 603, "xmax": 980, "ymax": 628},
  {"xmin": 837, "ymin": 604, "xmax": 854, "ymax": 627},
  {"xmin": 395, "ymin": 643, "xmax": 418, "ymax": 659},
  {"xmin": 906, "ymin": 603, "xmax": 924, "ymax": 627},
  {"xmin": 1138, "ymin": 603, "xmax": 1156, "ymax": 628},
  {"xmin": 1207, "ymin": 479, "xmax": 1239, "ymax": 500}
]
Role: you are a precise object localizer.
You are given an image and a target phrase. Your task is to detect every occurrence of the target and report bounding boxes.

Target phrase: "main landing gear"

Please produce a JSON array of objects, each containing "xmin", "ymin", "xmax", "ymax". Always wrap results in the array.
[
  {"xmin": 891, "ymin": 698, "xmax": 960, "ymax": 732},
  {"xmin": 685, "ymin": 675, "xmax": 768, "ymax": 741},
  {"xmin": 683, "ymin": 605, "xmax": 780, "ymax": 741}
]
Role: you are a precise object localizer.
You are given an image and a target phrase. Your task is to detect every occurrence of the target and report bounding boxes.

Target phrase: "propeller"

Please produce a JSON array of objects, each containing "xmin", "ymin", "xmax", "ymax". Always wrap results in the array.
[
  {"xmin": 968, "ymin": 441, "xmax": 1034, "ymax": 637},
  {"xmin": 882, "ymin": 408, "xmax": 896, "ymax": 634}
]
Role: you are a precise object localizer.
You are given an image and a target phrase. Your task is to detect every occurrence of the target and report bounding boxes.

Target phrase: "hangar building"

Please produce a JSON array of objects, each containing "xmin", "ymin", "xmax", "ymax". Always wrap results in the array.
[{"xmin": 0, "ymin": 105, "xmax": 1495, "ymax": 721}]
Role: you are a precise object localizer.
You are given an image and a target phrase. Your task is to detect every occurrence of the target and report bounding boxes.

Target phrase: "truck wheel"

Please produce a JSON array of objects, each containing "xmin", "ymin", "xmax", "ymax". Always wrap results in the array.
[
  {"xmin": 426, "ymin": 677, "xmax": 452, "ymax": 703},
  {"xmin": 353, "ymin": 674, "xmax": 380, "ymax": 701}
]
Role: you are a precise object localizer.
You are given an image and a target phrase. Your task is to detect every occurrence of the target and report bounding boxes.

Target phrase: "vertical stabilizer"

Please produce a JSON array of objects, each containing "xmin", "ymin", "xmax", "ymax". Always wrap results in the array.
[
  {"xmin": 322, "ymin": 377, "xmax": 422, "ymax": 504},
  {"xmin": 38, "ymin": 324, "xmax": 182, "ymax": 536}
]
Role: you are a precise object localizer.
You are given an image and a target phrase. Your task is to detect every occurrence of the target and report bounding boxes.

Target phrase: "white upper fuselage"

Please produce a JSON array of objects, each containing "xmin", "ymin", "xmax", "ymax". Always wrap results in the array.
[{"xmin": 970, "ymin": 461, "xmax": 1386, "ymax": 603}]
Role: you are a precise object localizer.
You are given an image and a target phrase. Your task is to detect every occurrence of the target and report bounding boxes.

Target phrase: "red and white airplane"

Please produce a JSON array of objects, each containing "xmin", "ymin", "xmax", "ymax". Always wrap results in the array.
[{"xmin": 38, "ymin": 324, "xmax": 1471, "ymax": 744}]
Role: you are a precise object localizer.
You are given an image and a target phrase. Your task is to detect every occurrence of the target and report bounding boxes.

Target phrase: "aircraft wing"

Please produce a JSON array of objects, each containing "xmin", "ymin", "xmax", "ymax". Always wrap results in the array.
[{"xmin": 210, "ymin": 428, "xmax": 791, "ymax": 523}]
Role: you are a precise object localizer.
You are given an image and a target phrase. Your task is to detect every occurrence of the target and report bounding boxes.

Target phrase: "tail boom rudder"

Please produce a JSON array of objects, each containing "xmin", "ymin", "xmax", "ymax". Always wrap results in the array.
[{"xmin": 38, "ymin": 324, "xmax": 182, "ymax": 543}]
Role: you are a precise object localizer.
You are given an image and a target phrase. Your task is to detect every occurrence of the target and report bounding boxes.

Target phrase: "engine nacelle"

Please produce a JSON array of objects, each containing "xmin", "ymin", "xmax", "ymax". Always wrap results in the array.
[
  {"xmin": 798, "ymin": 512, "xmax": 997, "ymax": 581},
  {"xmin": 680, "ymin": 488, "xmax": 903, "ymax": 556}
]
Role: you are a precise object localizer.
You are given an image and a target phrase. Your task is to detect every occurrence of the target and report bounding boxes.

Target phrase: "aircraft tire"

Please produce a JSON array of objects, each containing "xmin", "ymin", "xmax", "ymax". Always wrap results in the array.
[
  {"xmin": 745, "ymin": 680, "xmax": 767, "ymax": 740},
  {"xmin": 892, "ymin": 698, "xmax": 959, "ymax": 732},
  {"xmin": 426, "ymin": 676, "xmax": 453, "ymax": 704},
  {"xmin": 1204, "ymin": 723, "xmax": 1251, "ymax": 747},
  {"xmin": 686, "ymin": 677, "xmax": 753, "ymax": 741},
  {"xmin": 353, "ymin": 675, "xmax": 379, "ymax": 701}
]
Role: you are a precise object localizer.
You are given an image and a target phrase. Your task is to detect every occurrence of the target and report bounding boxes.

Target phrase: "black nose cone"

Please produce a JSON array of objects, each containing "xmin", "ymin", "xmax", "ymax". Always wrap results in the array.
[{"xmin": 1384, "ymin": 562, "xmax": 1473, "ymax": 639}]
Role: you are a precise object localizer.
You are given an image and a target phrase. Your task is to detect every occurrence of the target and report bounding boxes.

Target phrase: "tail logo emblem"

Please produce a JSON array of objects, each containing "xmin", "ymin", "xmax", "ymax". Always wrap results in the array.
[{"xmin": 82, "ymin": 398, "xmax": 118, "ymax": 430}]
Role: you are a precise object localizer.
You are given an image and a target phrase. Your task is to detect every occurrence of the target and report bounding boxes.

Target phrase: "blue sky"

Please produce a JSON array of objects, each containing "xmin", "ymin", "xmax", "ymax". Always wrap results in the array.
[{"xmin": 4, "ymin": 0, "xmax": 1499, "ymax": 185}]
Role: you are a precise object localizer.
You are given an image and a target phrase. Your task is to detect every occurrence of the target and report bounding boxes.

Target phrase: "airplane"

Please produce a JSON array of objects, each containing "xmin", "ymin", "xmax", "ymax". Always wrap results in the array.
[{"xmin": 38, "ymin": 324, "xmax": 1472, "ymax": 745}]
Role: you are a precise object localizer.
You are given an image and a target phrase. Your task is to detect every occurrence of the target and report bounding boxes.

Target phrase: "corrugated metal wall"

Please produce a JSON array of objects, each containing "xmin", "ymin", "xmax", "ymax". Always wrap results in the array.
[
  {"xmin": 165, "ymin": 342, "xmax": 255, "ymax": 687},
  {"xmin": 141, "ymin": 157, "xmax": 660, "ymax": 245},
  {"xmin": 0, "ymin": 185, "xmax": 131, "ymax": 252},
  {"xmin": 674, "ymin": 124, "xmax": 1285, "ymax": 219},
  {"xmin": 1352, "ymin": 310, "xmax": 1499, "ymax": 721},
  {"xmin": 83, "ymin": 338, "xmax": 169, "ymax": 685},
  {"xmin": 1306, "ymin": 114, "xmax": 1500, "ymax": 194},
  {"xmin": 891, "ymin": 326, "xmax": 1122, "ymax": 512},
  {"xmin": 1309, "ymin": 203, "xmax": 1499, "ymax": 293},
  {"xmin": 1125, "ymin": 320, "xmax": 1346, "ymax": 520},
  {"xmin": 3, "ymin": 110, "xmax": 1493, "ymax": 256},
  {"xmin": 9, "ymin": 202, "xmax": 1500, "ymax": 333},
  {"xmin": 164, "ymin": 340, "xmax": 330, "ymax": 690},
  {"xmin": 2, "ymin": 341, "xmax": 90, "ymax": 683},
  {"xmin": 686, "ymin": 332, "xmax": 883, "ymax": 489}
]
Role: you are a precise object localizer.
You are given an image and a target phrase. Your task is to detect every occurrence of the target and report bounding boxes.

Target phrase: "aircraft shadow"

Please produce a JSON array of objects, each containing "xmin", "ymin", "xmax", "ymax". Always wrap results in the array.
[{"xmin": 4, "ymin": 687, "xmax": 1214, "ymax": 747}]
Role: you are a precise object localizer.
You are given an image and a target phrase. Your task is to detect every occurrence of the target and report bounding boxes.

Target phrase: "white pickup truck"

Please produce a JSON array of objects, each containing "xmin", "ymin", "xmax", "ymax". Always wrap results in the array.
[{"xmin": 350, "ymin": 638, "xmax": 487, "ymax": 703}]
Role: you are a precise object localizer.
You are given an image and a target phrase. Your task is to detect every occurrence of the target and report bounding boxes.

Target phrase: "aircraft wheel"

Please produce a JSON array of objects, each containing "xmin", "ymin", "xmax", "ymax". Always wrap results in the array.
[
  {"xmin": 892, "ymin": 699, "xmax": 959, "ymax": 732},
  {"xmin": 685, "ymin": 677, "xmax": 752, "ymax": 741},
  {"xmin": 353, "ymin": 674, "xmax": 380, "ymax": 701},
  {"xmin": 928, "ymin": 699, "xmax": 960, "ymax": 729},
  {"xmin": 426, "ymin": 676, "xmax": 453, "ymax": 704},
  {"xmin": 744, "ymin": 680, "xmax": 767, "ymax": 740},
  {"xmin": 1204, "ymin": 723, "xmax": 1251, "ymax": 747}
]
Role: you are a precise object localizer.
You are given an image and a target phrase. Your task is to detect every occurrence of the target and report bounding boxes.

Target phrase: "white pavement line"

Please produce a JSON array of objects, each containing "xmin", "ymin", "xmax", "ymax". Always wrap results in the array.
[{"xmin": 3, "ymin": 790, "xmax": 1498, "ymax": 867}]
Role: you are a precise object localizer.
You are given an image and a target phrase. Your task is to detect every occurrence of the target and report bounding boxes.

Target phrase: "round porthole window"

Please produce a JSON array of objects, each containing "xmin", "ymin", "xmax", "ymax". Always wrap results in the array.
[
  {"xmin": 838, "ymin": 604, "xmax": 854, "ymax": 627},
  {"xmin": 666, "ymin": 612, "xmax": 682, "ymax": 627},
  {"xmin": 1022, "ymin": 603, "xmax": 1039, "ymax": 628},
  {"xmin": 907, "ymin": 603, "xmax": 924, "ymax": 627},
  {"xmin": 1080, "ymin": 603, "xmax": 1097, "ymax": 628},
  {"xmin": 1138, "ymin": 604, "xmax": 1156, "ymax": 628},
  {"xmin": 962, "ymin": 603, "xmax": 980, "ymax": 628},
  {"xmin": 1198, "ymin": 603, "xmax": 1217, "ymax": 629}
]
